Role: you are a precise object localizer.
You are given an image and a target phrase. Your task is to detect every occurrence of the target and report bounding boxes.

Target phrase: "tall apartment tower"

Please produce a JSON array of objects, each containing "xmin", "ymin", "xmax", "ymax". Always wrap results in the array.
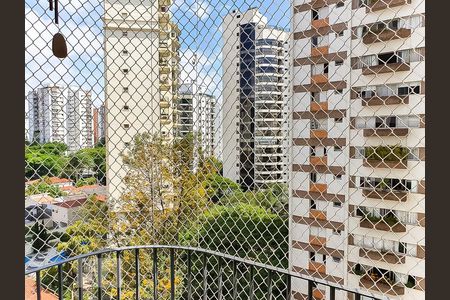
[
  {"xmin": 290, "ymin": 1, "xmax": 425, "ymax": 300},
  {"xmin": 104, "ymin": 0, "xmax": 180, "ymax": 202},
  {"xmin": 66, "ymin": 87, "xmax": 94, "ymax": 152},
  {"xmin": 27, "ymin": 84, "xmax": 93, "ymax": 151},
  {"xmin": 93, "ymin": 104, "xmax": 106, "ymax": 145},
  {"xmin": 222, "ymin": 8, "xmax": 290, "ymax": 191},
  {"xmin": 176, "ymin": 83, "xmax": 216, "ymax": 157}
]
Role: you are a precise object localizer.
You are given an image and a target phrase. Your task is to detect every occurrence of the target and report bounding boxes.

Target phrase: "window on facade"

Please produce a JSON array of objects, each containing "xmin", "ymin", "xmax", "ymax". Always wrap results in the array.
[
  {"xmin": 123, "ymin": 87, "xmax": 129, "ymax": 93},
  {"xmin": 122, "ymin": 31, "xmax": 128, "ymax": 37},
  {"xmin": 333, "ymin": 257, "xmax": 341, "ymax": 263},
  {"xmin": 335, "ymin": 60, "xmax": 343, "ymax": 66},
  {"xmin": 123, "ymin": 105, "xmax": 129, "ymax": 110},
  {"xmin": 335, "ymin": 174, "xmax": 342, "ymax": 180},
  {"xmin": 122, "ymin": 50, "xmax": 128, "ymax": 56},
  {"xmin": 123, "ymin": 124, "xmax": 130, "ymax": 129},
  {"xmin": 333, "ymin": 202, "xmax": 342, "ymax": 208},
  {"xmin": 334, "ymin": 146, "xmax": 342, "ymax": 151},
  {"xmin": 335, "ymin": 118, "xmax": 343, "ymax": 123},
  {"xmin": 311, "ymin": 36, "xmax": 318, "ymax": 47},
  {"xmin": 310, "ymin": 146, "xmax": 316, "ymax": 156},
  {"xmin": 310, "ymin": 252, "xmax": 316, "ymax": 261},
  {"xmin": 122, "ymin": 68, "xmax": 129, "ymax": 74},
  {"xmin": 310, "ymin": 173, "xmax": 317, "ymax": 183},
  {"xmin": 336, "ymin": 1, "xmax": 345, "ymax": 8},
  {"xmin": 311, "ymin": 10, "xmax": 319, "ymax": 21},
  {"xmin": 310, "ymin": 199, "xmax": 317, "ymax": 210},
  {"xmin": 121, "ymin": 12, "xmax": 128, "ymax": 18},
  {"xmin": 332, "ymin": 229, "xmax": 342, "ymax": 235}
]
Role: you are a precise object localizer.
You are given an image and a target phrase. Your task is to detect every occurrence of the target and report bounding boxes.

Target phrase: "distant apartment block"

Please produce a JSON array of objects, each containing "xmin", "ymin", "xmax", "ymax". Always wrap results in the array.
[
  {"xmin": 93, "ymin": 104, "xmax": 106, "ymax": 144},
  {"xmin": 177, "ymin": 83, "xmax": 216, "ymax": 156},
  {"xmin": 289, "ymin": 1, "xmax": 425, "ymax": 299},
  {"xmin": 222, "ymin": 8, "xmax": 290, "ymax": 191},
  {"xmin": 27, "ymin": 84, "xmax": 94, "ymax": 151}
]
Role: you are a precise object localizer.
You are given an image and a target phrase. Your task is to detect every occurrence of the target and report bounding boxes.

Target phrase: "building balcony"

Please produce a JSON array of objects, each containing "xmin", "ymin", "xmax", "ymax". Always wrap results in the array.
[
  {"xmin": 309, "ymin": 235, "xmax": 327, "ymax": 247},
  {"xmin": 361, "ymin": 95, "xmax": 409, "ymax": 106},
  {"xmin": 309, "ymin": 261, "xmax": 326, "ymax": 274},
  {"xmin": 362, "ymin": 28, "xmax": 412, "ymax": 44},
  {"xmin": 363, "ymin": 128, "xmax": 409, "ymax": 137},
  {"xmin": 359, "ymin": 247, "xmax": 406, "ymax": 264},
  {"xmin": 311, "ymin": 74, "xmax": 328, "ymax": 84},
  {"xmin": 363, "ymin": 158, "xmax": 407, "ymax": 169},
  {"xmin": 311, "ymin": 18, "xmax": 329, "ymax": 29},
  {"xmin": 310, "ymin": 156, "xmax": 327, "ymax": 166},
  {"xmin": 360, "ymin": 218, "xmax": 407, "ymax": 233},
  {"xmin": 361, "ymin": 62, "xmax": 410, "ymax": 75},
  {"xmin": 309, "ymin": 209, "xmax": 327, "ymax": 221},
  {"xmin": 310, "ymin": 183, "xmax": 327, "ymax": 193},
  {"xmin": 311, "ymin": 46, "xmax": 329, "ymax": 57},
  {"xmin": 24, "ymin": 246, "xmax": 378, "ymax": 300},
  {"xmin": 311, "ymin": 129, "xmax": 328, "ymax": 139},
  {"xmin": 366, "ymin": 0, "xmax": 412, "ymax": 13},
  {"xmin": 362, "ymin": 188, "xmax": 408, "ymax": 202},
  {"xmin": 359, "ymin": 275, "xmax": 405, "ymax": 296},
  {"xmin": 310, "ymin": 101, "xmax": 328, "ymax": 112}
]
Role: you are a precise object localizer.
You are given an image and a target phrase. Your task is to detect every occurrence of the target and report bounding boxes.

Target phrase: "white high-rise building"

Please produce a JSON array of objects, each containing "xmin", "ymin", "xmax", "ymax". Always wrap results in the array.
[
  {"xmin": 104, "ymin": 0, "xmax": 180, "ymax": 202},
  {"xmin": 66, "ymin": 87, "xmax": 94, "ymax": 151},
  {"xmin": 177, "ymin": 83, "xmax": 216, "ymax": 157},
  {"xmin": 221, "ymin": 8, "xmax": 290, "ymax": 190},
  {"xmin": 289, "ymin": 1, "xmax": 425, "ymax": 299},
  {"xmin": 27, "ymin": 84, "xmax": 93, "ymax": 151}
]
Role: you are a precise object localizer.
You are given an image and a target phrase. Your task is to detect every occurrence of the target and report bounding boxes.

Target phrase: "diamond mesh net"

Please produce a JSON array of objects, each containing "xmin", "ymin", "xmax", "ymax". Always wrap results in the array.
[{"xmin": 25, "ymin": 0, "xmax": 425, "ymax": 299}]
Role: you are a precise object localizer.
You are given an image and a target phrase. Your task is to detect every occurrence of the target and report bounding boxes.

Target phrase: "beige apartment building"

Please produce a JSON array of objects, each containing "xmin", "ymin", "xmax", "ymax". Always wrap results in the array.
[
  {"xmin": 289, "ymin": 1, "xmax": 425, "ymax": 299},
  {"xmin": 104, "ymin": 0, "xmax": 180, "ymax": 203}
]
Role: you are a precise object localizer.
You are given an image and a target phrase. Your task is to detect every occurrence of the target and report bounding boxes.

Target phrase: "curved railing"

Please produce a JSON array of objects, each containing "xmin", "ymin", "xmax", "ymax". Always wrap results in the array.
[{"xmin": 25, "ymin": 245, "xmax": 384, "ymax": 300}]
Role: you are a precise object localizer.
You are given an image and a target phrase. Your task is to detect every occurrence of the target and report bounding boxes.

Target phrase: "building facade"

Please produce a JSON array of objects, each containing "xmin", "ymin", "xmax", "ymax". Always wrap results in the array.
[
  {"xmin": 222, "ymin": 8, "xmax": 290, "ymax": 191},
  {"xmin": 104, "ymin": 0, "xmax": 180, "ymax": 202},
  {"xmin": 27, "ymin": 84, "xmax": 94, "ymax": 151},
  {"xmin": 176, "ymin": 83, "xmax": 216, "ymax": 157},
  {"xmin": 93, "ymin": 104, "xmax": 106, "ymax": 145},
  {"xmin": 289, "ymin": 1, "xmax": 425, "ymax": 299}
]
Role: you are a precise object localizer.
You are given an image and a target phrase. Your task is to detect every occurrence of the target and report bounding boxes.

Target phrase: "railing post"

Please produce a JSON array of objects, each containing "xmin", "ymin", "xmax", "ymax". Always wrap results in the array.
[
  {"xmin": 153, "ymin": 248, "xmax": 158, "ymax": 300},
  {"xmin": 217, "ymin": 257, "xmax": 223, "ymax": 300},
  {"xmin": 249, "ymin": 265, "xmax": 254, "ymax": 300},
  {"xmin": 187, "ymin": 250, "xmax": 192, "ymax": 300},
  {"xmin": 266, "ymin": 270, "xmax": 273, "ymax": 300},
  {"xmin": 97, "ymin": 253, "xmax": 102, "ymax": 300},
  {"xmin": 232, "ymin": 260, "xmax": 238, "ymax": 300},
  {"xmin": 307, "ymin": 280, "xmax": 313, "ymax": 300},
  {"xmin": 170, "ymin": 248, "xmax": 175, "ymax": 300},
  {"xmin": 135, "ymin": 248, "xmax": 140, "ymax": 300},
  {"xmin": 36, "ymin": 270, "xmax": 41, "ymax": 300},
  {"xmin": 116, "ymin": 250, "xmax": 122, "ymax": 300},
  {"xmin": 202, "ymin": 252, "xmax": 208, "ymax": 300},
  {"xmin": 285, "ymin": 273, "xmax": 291, "ymax": 300},
  {"xmin": 329, "ymin": 286, "xmax": 336, "ymax": 300},
  {"xmin": 77, "ymin": 258, "xmax": 83, "ymax": 300},
  {"xmin": 57, "ymin": 264, "xmax": 63, "ymax": 300}
]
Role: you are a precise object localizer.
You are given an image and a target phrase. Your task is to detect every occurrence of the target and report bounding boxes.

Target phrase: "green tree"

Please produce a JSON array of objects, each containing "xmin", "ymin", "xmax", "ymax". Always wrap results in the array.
[
  {"xmin": 75, "ymin": 177, "xmax": 98, "ymax": 187},
  {"xmin": 25, "ymin": 179, "xmax": 66, "ymax": 197},
  {"xmin": 30, "ymin": 222, "xmax": 51, "ymax": 253},
  {"xmin": 180, "ymin": 203, "xmax": 289, "ymax": 300}
]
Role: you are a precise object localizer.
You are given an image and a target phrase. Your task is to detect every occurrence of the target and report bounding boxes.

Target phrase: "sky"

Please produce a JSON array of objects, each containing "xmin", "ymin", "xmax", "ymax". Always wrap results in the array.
[{"xmin": 25, "ymin": 0, "xmax": 291, "ymax": 107}]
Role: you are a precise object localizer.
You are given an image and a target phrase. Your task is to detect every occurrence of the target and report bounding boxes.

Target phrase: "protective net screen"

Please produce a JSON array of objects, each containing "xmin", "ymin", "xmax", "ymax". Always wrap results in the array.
[{"xmin": 25, "ymin": 0, "xmax": 425, "ymax": 299}]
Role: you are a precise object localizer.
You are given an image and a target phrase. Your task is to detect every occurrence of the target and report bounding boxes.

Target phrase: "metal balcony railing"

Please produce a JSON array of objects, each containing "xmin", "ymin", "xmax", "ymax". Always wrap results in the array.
[{"xmin": 25, "ymin": 245, "xmax": 382, "ymax": 300}]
